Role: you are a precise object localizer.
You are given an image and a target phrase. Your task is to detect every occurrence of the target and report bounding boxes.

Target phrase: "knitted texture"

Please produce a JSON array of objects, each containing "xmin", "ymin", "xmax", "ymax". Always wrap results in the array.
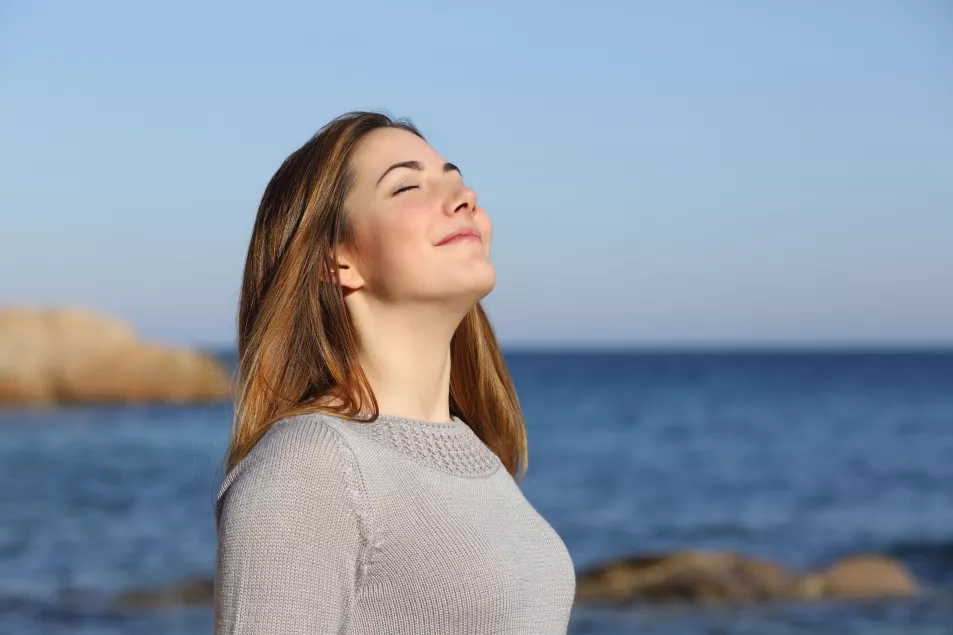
[{"xmin": 214, "ymin": 412, "xmax": 577, "ymax": 634}]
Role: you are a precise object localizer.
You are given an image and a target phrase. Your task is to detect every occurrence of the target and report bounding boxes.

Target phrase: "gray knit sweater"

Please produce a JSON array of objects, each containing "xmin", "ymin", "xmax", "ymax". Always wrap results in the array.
[{"xmin": 213, "ymin": 411, "xmax": 577, "ymax": 634}]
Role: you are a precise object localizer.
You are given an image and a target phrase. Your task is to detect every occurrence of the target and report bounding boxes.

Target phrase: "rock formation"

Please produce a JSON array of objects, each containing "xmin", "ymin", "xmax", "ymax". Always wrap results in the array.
[
  {"xmin": 576, "ymin": 549, "xmax": 919, "ymax": 605},
  {"xmin": 0, "ymin": 305, "xmax": 232, "ymax": 406},
  {"xmin": 794, "ymin": 553, "xmax": 919, "ymax": 600},
  {"xmin": 114, "ymin": 576, "xmax": 215, "ymax": 609}
]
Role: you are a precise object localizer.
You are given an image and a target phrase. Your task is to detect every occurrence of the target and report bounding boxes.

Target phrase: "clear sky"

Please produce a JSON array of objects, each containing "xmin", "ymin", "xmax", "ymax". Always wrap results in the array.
[{"xmin": 2, "ymin": 1, "xmax": 951, "ymax": 349}]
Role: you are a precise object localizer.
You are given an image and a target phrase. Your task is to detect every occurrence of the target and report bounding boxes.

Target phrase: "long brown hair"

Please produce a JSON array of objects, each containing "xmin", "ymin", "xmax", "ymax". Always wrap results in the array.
[{"xmin": 222, "ymin": 111, "xmax": 528, "ymax": 483}]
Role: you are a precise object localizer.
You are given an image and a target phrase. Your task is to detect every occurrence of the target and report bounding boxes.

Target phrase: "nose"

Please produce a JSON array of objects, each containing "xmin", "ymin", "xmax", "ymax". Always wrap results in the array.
[{"xmin": 446, "ymin": 183, "xmax": 477, "ymax": 217}]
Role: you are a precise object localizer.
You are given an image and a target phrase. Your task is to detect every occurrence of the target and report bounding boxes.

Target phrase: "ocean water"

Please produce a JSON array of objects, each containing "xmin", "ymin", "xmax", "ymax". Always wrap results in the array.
[{"xmin": 1, "ymin": 350, "xmax": 951, "ymax": 634}]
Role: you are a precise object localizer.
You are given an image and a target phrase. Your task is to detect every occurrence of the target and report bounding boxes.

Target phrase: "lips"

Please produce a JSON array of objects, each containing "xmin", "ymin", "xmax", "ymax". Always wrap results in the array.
[{"xmin": 435, "ymin": 227, "xmax": 482, "ymax": 246}]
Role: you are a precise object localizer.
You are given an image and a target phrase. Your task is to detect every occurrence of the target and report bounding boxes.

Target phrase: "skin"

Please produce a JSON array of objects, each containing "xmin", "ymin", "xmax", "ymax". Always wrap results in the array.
[{"xmin": 329, "ymin": 127, "xmax": 495, "ymax": 422}]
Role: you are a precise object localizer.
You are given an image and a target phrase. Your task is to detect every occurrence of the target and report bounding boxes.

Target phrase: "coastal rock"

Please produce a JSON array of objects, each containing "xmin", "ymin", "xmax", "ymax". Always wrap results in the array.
[
  {"xmin": 795, "ymin": 553, "xmax": 919, "ymax": 600},
  {"xmin": 576, "ymin": 549, "xmax": 920, "ymax": 605},
  {"xmin": 575, "ymin": 549, "xmax": 797, "ymax": 604},
  {"xmin": 0, "ymin": 305, "xmax": 232, "ymax": 406},
  {"xmin": 114, "ymin": 576, "xmax": 214, "ymax": 609}
]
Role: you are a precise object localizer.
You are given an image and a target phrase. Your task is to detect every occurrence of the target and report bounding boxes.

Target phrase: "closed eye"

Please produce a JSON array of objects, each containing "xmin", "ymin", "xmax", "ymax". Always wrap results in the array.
[{"xmin": 393, "ymin": 184, "xmax": 419, "ymax": 196}]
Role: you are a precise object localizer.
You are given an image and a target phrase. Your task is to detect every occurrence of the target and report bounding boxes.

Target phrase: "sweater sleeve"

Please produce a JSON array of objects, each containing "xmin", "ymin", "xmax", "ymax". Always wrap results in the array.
[{"xmin": 214, "ymin": 417, "xmax": 368, "ymax": 634}]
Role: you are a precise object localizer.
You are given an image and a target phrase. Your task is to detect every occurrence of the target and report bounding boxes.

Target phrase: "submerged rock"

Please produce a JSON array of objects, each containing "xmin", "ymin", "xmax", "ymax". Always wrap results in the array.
[
  {"xmin": 576, "ymin": 549, "xmax": 797, "ymax": 605},
  {"xmin": 795, "ymin": 553, "xmax": 919, "ymax": 600},
  {"xmin": 576, "ymin": 549, "xmax": 921, "ymax": 605},
  {"xmin": 114, "ymin": 576, "xmax": 214, "ymax": 609}
]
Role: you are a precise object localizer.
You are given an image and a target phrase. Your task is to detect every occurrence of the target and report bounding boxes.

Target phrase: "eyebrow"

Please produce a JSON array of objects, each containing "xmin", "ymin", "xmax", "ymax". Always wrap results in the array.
[{"xmin": 376, "ymin": 160, "xmax": 462, "ymax": 187}]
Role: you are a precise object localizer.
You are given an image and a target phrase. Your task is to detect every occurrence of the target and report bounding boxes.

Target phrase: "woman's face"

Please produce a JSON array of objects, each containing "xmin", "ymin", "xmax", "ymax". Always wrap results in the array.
[{"xmin": 339, "ymin": 127, "xmax": 495, "ymax": 306}]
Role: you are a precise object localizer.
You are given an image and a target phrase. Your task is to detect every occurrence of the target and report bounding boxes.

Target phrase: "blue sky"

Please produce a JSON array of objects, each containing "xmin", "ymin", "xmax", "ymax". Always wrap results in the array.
[{"xmin": 2, "ymin": 1, "xmax": 951, "ymax": 348}]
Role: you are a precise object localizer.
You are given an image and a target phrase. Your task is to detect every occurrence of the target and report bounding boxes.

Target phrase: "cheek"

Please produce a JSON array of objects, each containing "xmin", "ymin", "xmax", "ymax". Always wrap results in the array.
[
  {"xmin": 382, "ymin": 201, "xmax": 431, "ymax": 245},
  {"xmin": 366, "ymin": 203, "xmax": 433, "ymax": 271}
]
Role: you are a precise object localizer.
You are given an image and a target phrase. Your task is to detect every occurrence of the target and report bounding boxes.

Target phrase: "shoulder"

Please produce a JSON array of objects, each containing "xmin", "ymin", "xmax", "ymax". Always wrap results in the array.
[{"xmin": 214, "ymin": 412, "xmax": 365, "ymax": 531}]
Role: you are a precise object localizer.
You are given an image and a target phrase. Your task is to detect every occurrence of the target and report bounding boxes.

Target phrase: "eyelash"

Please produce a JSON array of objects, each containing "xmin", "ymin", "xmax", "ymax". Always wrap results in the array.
[{"xmin": 393, "ymin": 184, "xmax": 419, "ymax": 196}]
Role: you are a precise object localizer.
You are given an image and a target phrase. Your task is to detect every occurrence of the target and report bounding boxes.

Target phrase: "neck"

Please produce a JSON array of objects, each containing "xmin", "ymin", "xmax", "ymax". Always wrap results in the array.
[{"xmin": 348, "ymin": 298, "xmax": 464, "ymax": 423}]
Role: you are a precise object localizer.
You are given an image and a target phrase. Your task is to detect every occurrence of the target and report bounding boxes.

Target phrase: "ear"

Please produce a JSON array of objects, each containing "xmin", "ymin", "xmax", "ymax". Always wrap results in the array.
[{"xmin": 324, "ymin": 243, "xmax": 364, "ymax": 291}]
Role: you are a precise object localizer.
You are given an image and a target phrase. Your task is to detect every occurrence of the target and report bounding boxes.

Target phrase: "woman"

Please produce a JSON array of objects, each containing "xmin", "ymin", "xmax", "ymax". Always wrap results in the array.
[{"xmin": 214, "ymin": 111, "xmax": 577, "ymax": 634}]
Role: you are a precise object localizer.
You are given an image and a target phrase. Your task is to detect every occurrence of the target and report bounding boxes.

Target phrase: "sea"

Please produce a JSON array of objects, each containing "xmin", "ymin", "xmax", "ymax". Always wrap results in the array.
[{"xmin": 1, "ymin": 350, "xmax": 951, "ymax": 635}]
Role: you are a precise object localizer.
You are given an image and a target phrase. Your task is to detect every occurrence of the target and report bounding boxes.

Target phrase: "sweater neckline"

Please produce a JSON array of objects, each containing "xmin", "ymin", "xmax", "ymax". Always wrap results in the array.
[
  {"xmin": 355, "ymin": 411, "xmax": 469, "ymax": 429},
  {"xmin": 322, "ymin": 411, "xmax": 503, "ymax": 477}
]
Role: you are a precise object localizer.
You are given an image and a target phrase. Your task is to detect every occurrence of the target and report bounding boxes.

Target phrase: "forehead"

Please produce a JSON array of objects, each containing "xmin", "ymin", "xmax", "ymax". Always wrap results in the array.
[{"xmin": 350, "ymin": 127, "xmax": 441, "ymax": 179}]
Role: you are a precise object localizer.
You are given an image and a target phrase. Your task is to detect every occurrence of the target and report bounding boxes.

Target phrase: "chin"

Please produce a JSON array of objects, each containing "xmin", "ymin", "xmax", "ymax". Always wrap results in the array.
[
  {"xmin": 445, "ymin": 267, "xmax": 496, "ymax": 303},
  {"xmin": 474, "ymin": 270, "xmax": 497, "ymax": 300},
  {"xmin": 474, "ymin": 260, "xmax": 496, "ymax": 288}
]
